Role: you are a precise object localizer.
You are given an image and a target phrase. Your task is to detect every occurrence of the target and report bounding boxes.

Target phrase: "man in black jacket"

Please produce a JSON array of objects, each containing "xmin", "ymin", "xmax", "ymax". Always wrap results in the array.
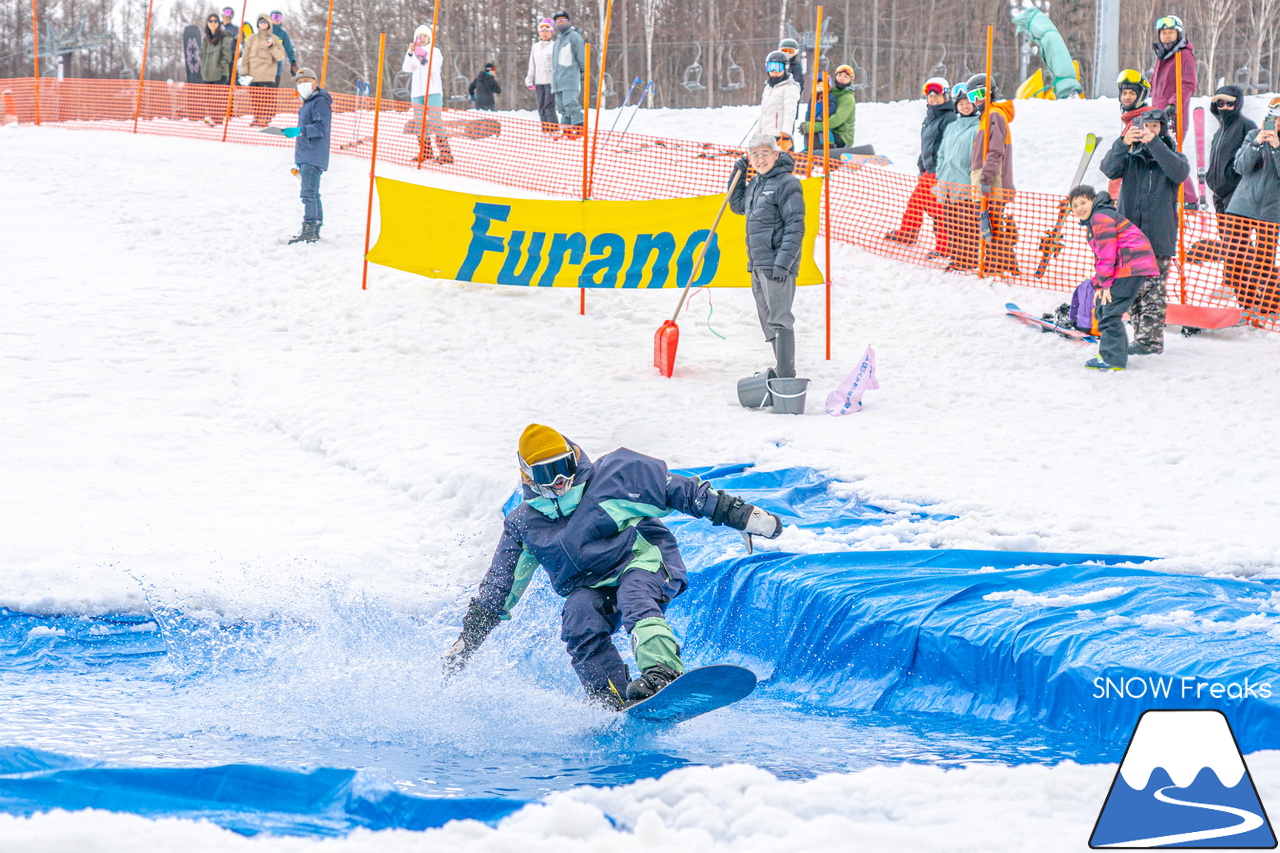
[
  {"xmin": 469, "ymin": 62, "xmax": 502, "ymax": 110},
  {"xmin": 729, "ymin": 134, "xmax": 806, "ymax": 379},
  {"xmin": 886, "ymin": 77, "xmax": 956, "ymax": 255},
  {"xmin": 1206, "ymin": 85, "xmax": 1257, "ymax": 214},
  {"xmin": 1100, "ymin": 108, "xmax": 1190, "ymax": 355}
]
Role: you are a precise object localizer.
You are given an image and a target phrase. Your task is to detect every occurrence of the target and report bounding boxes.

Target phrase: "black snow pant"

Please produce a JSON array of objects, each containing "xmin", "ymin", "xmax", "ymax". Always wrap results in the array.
[
  {"xmin": 559, "ymin": 567, "xmax": 676, "ymax": 701},
  {"xmin": 1096, "ymin": 276, "xmax": 1143, "ymax": 368},
  {"xmin": 534, "ymin": 84, "xmax": 557, "ymax": 131}
]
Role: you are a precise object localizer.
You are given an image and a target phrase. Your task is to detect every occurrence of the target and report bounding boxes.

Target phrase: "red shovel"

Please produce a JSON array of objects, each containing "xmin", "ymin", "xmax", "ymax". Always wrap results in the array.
[{"xmin": 654, "ymin": 169, "xmax": 744, "ymax": 378}]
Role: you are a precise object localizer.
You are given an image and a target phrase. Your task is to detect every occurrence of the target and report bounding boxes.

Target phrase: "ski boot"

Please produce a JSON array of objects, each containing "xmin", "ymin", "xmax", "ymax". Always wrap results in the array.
[
  {"xmin": 884, "ymin": 229, "xmax": 917, "ymax": 244},
  {"xmin": 625, "ymin": 664, "xmax": 681, "ymax": 702}
]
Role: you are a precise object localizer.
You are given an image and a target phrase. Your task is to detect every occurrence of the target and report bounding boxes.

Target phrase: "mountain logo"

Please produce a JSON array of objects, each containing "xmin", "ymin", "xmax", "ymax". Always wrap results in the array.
[{"xmin": 1090, "ymin": 709, "xmax": 1277, "ymax": 848}]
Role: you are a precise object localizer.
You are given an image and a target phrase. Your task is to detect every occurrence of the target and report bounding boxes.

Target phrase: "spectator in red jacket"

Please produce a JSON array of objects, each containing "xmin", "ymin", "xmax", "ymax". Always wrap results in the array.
[{"xmin": 1149, "ymin": 14, "xmax": 1200, "ymax": 207}]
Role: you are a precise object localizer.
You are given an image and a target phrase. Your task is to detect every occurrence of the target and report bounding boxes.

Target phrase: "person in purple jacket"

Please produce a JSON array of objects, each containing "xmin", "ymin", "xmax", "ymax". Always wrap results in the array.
[
  {"xmin": 1149, "ymin": 14, "xmax": 1200, "ymax": 207},
  {"xmin": 1068, "ymin": 185, "xmax": 1161, "ymax": 370}
]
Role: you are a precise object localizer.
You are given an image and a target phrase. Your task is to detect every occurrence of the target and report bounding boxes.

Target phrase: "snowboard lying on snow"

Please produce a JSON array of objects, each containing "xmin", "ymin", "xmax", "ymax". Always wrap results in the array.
[
  {"xmin": 1005, "ymin": 302, "xmax": 1098, "ymax": 343},
  {"xmin": 624, "ymin": 664, "xmax": 757, "ymax": 723}
]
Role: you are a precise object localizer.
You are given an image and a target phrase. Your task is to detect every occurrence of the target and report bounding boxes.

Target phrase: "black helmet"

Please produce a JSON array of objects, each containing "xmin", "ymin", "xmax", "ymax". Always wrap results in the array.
[
  {"xmin": 965, "ymin": 73, "xmax": 996, "ymax": 101},
  {"xmin": 1139, "ymin": 108, "xmax": 1170, "ymax": 135},
  {"xmin": 766, "ymin": 50, "xmax": 789, "ymax": 74}
]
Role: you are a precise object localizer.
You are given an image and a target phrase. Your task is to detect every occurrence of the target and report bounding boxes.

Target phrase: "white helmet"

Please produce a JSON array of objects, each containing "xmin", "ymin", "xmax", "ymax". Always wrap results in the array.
[{"xmin": 922, "ymin": 76, "xmax": 950, "ymax": 97}]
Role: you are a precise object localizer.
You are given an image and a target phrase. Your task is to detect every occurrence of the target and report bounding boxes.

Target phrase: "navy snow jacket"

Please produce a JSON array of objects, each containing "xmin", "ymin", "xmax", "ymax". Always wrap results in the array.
[
  {"xmin": 295, "ymin": 87, "xmax": 332, "ymax": 170},
  {"xmin": 474, "ymin": 445, "xmax": 721, "ymax": 619},
  {"xmin": 728, "ymin": 151, "xmax": 806, "ymax": 277},
  {"xmin": 917, "ymin": 99, "xmax": 957, "ymax": 174}
]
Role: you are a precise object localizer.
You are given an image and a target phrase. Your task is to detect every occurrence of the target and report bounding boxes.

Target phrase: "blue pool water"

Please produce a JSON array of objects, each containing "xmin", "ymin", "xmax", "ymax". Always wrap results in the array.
[{"xmin": 3, "ymin": 466, "xmax": 1278, "ymax": 837}]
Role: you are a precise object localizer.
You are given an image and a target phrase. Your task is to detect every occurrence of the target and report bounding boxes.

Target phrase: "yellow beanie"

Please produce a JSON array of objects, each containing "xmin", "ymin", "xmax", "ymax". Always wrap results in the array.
[{"xmin": 518, "ymin": 423, "xmax": 570, "ymax": 465}]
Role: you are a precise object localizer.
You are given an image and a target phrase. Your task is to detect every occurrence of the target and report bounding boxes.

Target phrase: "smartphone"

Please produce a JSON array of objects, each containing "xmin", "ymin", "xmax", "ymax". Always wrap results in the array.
[{"xmin": 1265, "ymin": 116, "xmax": 1277, "ymax": 131}]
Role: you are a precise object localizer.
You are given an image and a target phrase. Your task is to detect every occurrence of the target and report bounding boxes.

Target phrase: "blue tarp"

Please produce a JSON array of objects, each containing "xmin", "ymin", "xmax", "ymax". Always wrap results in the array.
[{"xmin": 0, "ymin": 748, "xmax": 526, "ymax": 837}]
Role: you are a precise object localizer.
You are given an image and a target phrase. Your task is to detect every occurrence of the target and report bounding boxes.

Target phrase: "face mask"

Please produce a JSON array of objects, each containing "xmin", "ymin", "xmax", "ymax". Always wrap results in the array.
[
  {"xmin": 555, "ymin": 21, "xmax": 569, "ymax": 33},
  {"xmin": 297, "ymin": 82, "xmax": 314, "ymax": 98}
]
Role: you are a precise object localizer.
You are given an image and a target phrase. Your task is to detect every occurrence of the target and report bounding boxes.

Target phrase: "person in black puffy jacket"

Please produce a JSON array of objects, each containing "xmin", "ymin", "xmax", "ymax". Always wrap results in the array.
[
  {"xmin": 1206, "ymin": 85, "xmax": 1258, "ymax": 214},
  {"xmin": 468, "ymin": 62, "xmax": 502, "ymax": 110}
]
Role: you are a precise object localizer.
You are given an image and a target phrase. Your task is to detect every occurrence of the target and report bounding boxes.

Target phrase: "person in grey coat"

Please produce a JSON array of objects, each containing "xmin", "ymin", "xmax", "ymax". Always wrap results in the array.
[
  {"xmin": 728, "ymin": 134, "xmax": 806, "ymax": 378},
  {"xmin": 550, "ymin": 10, "xmax": 586, "ymax": 135},
  {"xmin": 1223, "ymin": 107, "xmax": 1280, "ymax": 320}
]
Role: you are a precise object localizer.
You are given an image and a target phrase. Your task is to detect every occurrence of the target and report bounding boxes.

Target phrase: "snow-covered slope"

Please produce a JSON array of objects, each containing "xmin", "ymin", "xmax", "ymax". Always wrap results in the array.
[{"xmin": 2, "ymin": 95, "xmax": 1279, "ymax": 850}]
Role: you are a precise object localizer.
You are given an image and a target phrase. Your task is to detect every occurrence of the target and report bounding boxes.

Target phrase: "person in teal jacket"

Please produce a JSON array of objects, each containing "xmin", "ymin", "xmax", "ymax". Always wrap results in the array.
[
  {"xmin": 800, "ymin": 65, "xmax": 857, "ymax": 151},
  {"xmin": 933, "ymin": 82, "xmax": 983, "ymax": 268}
]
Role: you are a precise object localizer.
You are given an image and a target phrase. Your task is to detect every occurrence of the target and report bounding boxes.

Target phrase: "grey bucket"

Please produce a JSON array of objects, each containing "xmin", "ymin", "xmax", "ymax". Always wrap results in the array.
[
  {"xmin": 766, "ymin": 377, "xmax": 810, "ymax": 414},
  {"xmin": 736, "ymin": 368, "xmax": 777, "ymax": 408}
]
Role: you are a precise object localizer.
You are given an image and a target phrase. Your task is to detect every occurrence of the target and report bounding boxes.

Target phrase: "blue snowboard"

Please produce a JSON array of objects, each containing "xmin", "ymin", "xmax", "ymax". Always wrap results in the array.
[{"xmin": 624, "ymin": 665, "xmax": 757, "ymax": 723}]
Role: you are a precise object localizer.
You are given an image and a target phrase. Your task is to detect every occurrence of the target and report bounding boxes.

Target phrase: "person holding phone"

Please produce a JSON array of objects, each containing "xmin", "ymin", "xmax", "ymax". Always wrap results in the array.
[{"xmin": 1222, "ymin": 98, "xmax": 1280, "ymax": 323}]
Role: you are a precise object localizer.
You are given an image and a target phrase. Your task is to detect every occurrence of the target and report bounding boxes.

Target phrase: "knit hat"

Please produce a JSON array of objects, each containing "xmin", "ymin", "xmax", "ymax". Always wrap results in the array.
[
  {"xmin": 413, "ymin": 24, "xmax": 432, "ymax": 40},
  {"xmin": 538, "ymin": 17, "xmax": 554, "ymax": 30},
  {"xmin": 518, "ymin": 424, "xmax": 571, "ymax": 466}
]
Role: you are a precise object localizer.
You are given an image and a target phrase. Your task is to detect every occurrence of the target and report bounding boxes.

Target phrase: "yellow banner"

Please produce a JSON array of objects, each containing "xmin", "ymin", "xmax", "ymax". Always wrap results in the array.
[{"xmin": 366, "ymin": 177, "xmax": 825, "ymax": 288}]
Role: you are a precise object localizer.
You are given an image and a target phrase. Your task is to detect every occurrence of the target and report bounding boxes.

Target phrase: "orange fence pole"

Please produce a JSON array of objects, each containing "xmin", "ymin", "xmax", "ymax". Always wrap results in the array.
[
  {"xmin": 1175, "ymin": 55, "xmax": 1187, "ymax": 303},
  {"xmin": 581, "ymin": 42, "xmax": 591, "ymax": 200},
  {"xmin": 131, "ymin": 0, "xmax": 155, "ymax": 133},
  {"xmin": 977, "ymin": 25, "xmax": 993, "ymax": 278},
  {"xmin": 221, "ymin": 0, "xmax": 249, "ymax": 142},
  {"xmin": 30, "ymin": 0, "xmax": 40, "ymax": 125},
  {"xmin": 805, "ymin": 6, "xmax": 822, "ymax": 176},
  {"xmin": 362, "ymin": 33, "xmax": 388, "ymax": 292},
  {"xmin": 416, "ymin": 0, "xmax": 442, "ymax": 169},
  {"xmin": 588, "ymin": 0, "xmax": 613, "ymax": 196},
  {"xmin": 320, "ymin": 0, "xmax": 335, "ymax": 88},
  {"xmin": 823, "ymin": 61, "xmax": 832, "ymax": 361}
]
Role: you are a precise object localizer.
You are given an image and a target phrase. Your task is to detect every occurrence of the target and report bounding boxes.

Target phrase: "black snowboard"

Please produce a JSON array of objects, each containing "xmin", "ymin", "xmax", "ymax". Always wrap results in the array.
[{"xmin": 183, "ymin": 25, "xmax": 202, "ymax": 85}]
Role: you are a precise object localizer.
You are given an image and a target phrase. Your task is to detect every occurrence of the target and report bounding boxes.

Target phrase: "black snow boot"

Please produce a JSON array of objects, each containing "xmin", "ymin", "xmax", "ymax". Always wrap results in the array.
[
  {"xmin": 625, "ymin": 664, "xmax": 681, "ymax": 702},
  {"xmin": 288, "ymin": 222, "xmax": 320, "ymax": 244}
]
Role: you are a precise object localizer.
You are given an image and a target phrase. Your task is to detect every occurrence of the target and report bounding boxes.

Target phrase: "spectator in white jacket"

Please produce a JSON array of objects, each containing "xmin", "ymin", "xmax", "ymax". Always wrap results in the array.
[
  {"xmin": 525, "ymin": 18, "xmax": 557, "ymax": 133},
  {"xmin": 755, "ymin": 50, "xmax": 801, "ymax": 146},
  {"xmin": 401, "ymin": 25, "xmax": 451, "ymax": 164}
]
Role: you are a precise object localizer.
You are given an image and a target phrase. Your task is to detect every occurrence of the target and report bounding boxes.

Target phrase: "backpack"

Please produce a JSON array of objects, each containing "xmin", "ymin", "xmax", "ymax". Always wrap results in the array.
[{"xmin": 1043, "ymin": 280, "xmax": 1097, "ymax": 333}]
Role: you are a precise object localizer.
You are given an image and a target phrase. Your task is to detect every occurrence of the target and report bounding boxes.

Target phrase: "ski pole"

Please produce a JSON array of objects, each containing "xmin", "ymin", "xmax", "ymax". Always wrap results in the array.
[
  {"xmin": 609, "ymin": 76, "xmax": 642, "ymax": 132},
  {"xmin": 621, "ymin": 81, "xmax": 652, "ymax": 134}
]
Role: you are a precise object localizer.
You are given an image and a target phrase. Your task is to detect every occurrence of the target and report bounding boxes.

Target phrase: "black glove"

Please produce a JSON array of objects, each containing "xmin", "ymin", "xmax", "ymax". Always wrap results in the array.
[
  {"xmin": 290, "ymin": 61, "xmax": 298, "ymax": 76},
  {"xmin": 442, "ymin": 599, "xmax": 501, "ymax": 676},
  {"xmin": 710, "ymin": 493, "xmax": 782, "ymax": 539},
  {"xmin": 772, "ymin": 265, "xmax": 792, "ymax": 282},
  {"xmin": 731, "ymin": 156, "xmax": 748, "ymax": 182}
]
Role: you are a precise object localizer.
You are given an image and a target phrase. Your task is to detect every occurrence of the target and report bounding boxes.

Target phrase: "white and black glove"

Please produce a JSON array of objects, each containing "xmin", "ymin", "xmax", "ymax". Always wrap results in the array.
[
  {"xmin": 710, "ymin": 493, "xmax": 783, "ymax": 539},
  {"xmin": 442, "ymin": 599, "xmax": 501, "ymax": 676}
]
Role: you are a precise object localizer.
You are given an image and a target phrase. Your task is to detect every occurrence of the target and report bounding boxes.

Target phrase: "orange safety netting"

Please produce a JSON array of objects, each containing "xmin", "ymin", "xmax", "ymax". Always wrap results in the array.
[{"xmin": 4, "ymin": 76, "xmax": 1277, "ymax": 332}]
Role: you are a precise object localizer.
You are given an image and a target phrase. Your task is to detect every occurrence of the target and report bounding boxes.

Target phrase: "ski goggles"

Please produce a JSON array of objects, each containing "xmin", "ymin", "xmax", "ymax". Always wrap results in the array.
[
  {"xmin": 923, "ymin": 81, "xmax": 946, "ymax": 96},
  {"xmin": 519, "ymin": 449, "xmax": 578, "ymax": 495},
  {"xmin": 1154, "ymin": 15, "xmax": 1182, "ymax": 31},
  {"xmin": 270, "ymin": 12, "xmax": 283, "ymax": 23},
  {"xmin": 966, "ymin": 86, "xmax": 987, "ymax": 103},
  {"xmin": 221, "ymin": 7, "xmax": 234, "ymax": 15},
  {"xmin": 1270, "ymin": 95, "xmax": 1280, "ymax": 116},
  {"xmin": 1116, "ymin": 69, "xmax": 1147, "ymax": 87},
  {"xmin": 766, "ymin": 61, "xmax": 786, "ymax": 74}
]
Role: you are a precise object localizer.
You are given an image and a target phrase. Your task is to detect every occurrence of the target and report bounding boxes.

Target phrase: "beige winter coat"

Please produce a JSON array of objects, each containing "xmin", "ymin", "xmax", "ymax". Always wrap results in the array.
[{"xmin": 238, "ymin": 24, "xmax": 286, "ymax": 83}]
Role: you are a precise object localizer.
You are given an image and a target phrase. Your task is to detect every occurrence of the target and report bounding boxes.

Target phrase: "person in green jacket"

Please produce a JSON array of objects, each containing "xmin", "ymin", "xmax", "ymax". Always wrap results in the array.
[
  {"xmin": 199, "ymin": 13, "xmax": 234, "ymax": 85},
  {"xmin": 799, "ymin": 65, "xmax": 857, "ymax": 152}
]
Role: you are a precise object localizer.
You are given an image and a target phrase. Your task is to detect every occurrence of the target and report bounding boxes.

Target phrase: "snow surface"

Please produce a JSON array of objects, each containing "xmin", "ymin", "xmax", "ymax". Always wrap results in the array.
[{"xmin": 3, "ymin": 94, "xmax": 1280, "ymax": 849}]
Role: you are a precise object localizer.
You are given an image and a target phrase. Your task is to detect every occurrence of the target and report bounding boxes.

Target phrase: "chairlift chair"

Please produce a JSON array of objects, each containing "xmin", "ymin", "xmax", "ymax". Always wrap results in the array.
[
  {"xmin": 682, "ymin": 42, "xmax": 706, "ymax": 91},
  {"xmin": 929, "ymin": 45, "xmax": 947, "ymax": 80},
  {"xmin": 723, "ymin": 47, "xmax": 745, "ymax": 90},
  {"xmin": 601, "ymin": 71, "xmax": 614, "ymax": 101},
  {"xmin": 449, "ymin": 57, "xmax": 469, "ymax": 101}
]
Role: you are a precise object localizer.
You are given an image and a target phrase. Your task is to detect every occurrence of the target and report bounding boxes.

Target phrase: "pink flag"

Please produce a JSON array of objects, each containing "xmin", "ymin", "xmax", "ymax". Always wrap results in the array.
[{"xmin": 825, "ymin": 345, "xmax": 879, "ymax": 416}]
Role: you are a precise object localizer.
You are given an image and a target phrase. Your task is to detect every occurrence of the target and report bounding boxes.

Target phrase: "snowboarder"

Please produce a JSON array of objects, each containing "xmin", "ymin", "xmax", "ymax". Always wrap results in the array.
[
  {"xmin": 550, "ymin": 11, "xmax": 586, "ymax": 137},
  {"xmin": 754, "ymin": 50, "xmax": 801, "ymax": 143},
  {"xmin": 469, "ymin": 62, "xmax": 501, "ymax": 111},
  {"xmin": 966, "ymin": 72, "xmax": 1018, "ymax": 275},
  {"xmin": 268, "ymin": 11, "xmax": 297, "ymax": 87},
  {"xmin": 237, "ymin": 15, "xmax": 286, "ymax": 126},
  {"xmin": 798, "ymin": 65, "xmax": 856, "ymax": 153},
  {"xmin": 1068, "ymin": 185, "xmax": 1161, "ymax": 371},
  {"xmin": 1149, "ymin": 14, "xmax": 1199, "ymax": 207},
  {"xmin": 401, "ymin": 25, "xmax": 452, "ymax": 164},
  {"xmin": 281, "ymin": 68, "xmax": 330, "ymax": 245},
  {"xmin": 1107, "ymin": 69, "xmax": 1151, "ymax": 200},
  {"xmin": 442, "ymin": 424, "xmax": 783, "ymax": 709},
  {"xmin": 525, "ymin": 19, "xmax": 557, "ymax": 132},
  {"xmin": 199, "ymin": 13, "xmax": 233, "ymax": 86},
  {"xmin": 885, "ymin": 76, "xmax": 955, "ymax": 254},
  {"xmin": 933, "ymin": 81, "xmax": 982, "ymax": 269},
  {"xmin": 1099, "ymin": 107, "xmax": 1190, "ymax": 354},
  {"xmin": 728, "ymin": 134, "xmax": 806, "ymax": 379}
]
